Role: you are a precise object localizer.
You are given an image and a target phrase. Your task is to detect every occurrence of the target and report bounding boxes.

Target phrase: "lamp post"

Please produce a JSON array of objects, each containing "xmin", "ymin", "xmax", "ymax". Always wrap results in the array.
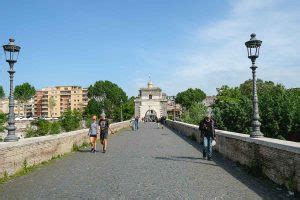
[
  {"xmin": 3, "ymin": 38, "xmax": 21, "ymax": 142},
  {"xmin": 120, "ymin": 99, "xmax": 123, "ymax": 122},
  {"xmin": 245, "ymin": 33, "xmax": 263, "ymax": 138}
]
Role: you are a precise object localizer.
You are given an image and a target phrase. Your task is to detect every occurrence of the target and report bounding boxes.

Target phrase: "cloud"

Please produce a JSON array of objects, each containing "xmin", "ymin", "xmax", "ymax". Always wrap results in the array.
[{"xmin": 164, "ymin": 0, "xmax": 300, "ymax": 95}]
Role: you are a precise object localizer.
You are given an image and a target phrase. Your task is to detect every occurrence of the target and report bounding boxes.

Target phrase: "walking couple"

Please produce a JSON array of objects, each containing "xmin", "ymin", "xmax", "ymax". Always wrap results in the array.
[{"xmin": 88, "ymin": 113, "xmax": 114, "ymax": 153}]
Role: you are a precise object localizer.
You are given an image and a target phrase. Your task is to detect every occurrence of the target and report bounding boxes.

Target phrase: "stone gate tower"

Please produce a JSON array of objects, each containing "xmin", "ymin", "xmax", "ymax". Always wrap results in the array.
[{"xmin": 134, "ymin": 81, "xmax": 167, "ymax": 121}]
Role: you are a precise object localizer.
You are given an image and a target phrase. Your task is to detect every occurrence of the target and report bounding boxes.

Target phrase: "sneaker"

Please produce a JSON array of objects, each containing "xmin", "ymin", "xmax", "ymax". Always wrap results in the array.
[
  {"xmin": 103, "ymin": 150, "xmax": 106, "ymax": 153},
  {"xmin": 208, "ymin": 157, "xmax": 212, "ymax": 161},
  {"xmin": 90, "ymin": 148, "xmax": 94, "ymax": 152}
]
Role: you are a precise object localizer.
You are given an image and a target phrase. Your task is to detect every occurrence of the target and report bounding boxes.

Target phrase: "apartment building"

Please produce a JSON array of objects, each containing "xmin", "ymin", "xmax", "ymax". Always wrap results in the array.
[
  {"xmin": 166, "ymin": 96, "xmax": 182, "ymax": 119},
  {"xmin": 34, "ymin": 86, "xmax": 88, "ymax": 118},
  {"xmin": 0, "ymin": 98, "xmax": 34, "ymax": 118}
]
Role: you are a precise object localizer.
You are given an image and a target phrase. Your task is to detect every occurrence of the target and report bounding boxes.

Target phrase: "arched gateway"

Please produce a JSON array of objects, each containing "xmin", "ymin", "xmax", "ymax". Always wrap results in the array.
[
  {"xmin": 144, "ymin": 110, "xmax": 157, "ymax": 122},
  {"xmin": 134, "ymin": 80, "xmax": 167, "ymax": 120}
]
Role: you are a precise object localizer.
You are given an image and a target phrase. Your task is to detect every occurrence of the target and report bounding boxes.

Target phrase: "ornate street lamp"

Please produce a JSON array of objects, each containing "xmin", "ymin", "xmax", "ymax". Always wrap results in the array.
[
  {"xmin": 245, "ymin": 33, "xmax": 263, "ymax": 138},
  {"xmin": 120, "ymin": 99, "xmax": 123, "ymax": 122},
  {"xmin": 3, "ymin": 38, "xmax": 21, "ymax": 142}
]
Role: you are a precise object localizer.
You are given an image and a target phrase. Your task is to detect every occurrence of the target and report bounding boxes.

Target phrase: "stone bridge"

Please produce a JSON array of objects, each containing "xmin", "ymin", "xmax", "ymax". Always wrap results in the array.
[{"xmin": 0, "ymin": 121, "xmax": 299, "ymax": 199}]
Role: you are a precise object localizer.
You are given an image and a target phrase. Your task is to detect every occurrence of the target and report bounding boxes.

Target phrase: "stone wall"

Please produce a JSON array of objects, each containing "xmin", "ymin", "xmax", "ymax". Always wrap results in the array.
[
  {"xmin": 165, "ymin": 120, "xmax": 300, "ymax": 192},
  {"xmin": 0, "ymin": 120, "xmax": 130, "ymax": 176}
]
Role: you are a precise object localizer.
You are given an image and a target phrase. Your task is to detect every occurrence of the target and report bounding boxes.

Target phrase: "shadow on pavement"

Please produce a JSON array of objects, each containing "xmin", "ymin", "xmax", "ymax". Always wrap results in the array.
[
  {"xmin": 155, "ymin": 156, "xmax": 217, "ymax": 166},
  {"xmin": 164, "ymin": 125, "xmax": 292, "ymax": 200}
]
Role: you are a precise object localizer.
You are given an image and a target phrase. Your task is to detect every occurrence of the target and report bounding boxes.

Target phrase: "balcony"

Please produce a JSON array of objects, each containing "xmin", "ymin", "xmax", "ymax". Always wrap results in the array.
[{"xmin": 60, "ymin": 91, "xmax": 71, "ymax": 95}]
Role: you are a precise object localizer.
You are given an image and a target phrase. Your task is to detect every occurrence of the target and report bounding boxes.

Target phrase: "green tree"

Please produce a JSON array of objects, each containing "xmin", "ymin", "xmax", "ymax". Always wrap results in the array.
[
  {"xmin": 0, "ymin": 112, "xmax": 7, "ymax": 132},
  {"xmin": 49, "ymin": 121, "xmax": 61, "ymax": 135},
  {"xmin": 181, "ymin": 102, "xmax": 207, "ymax": 125},
  {"xmin": 30, "ymin": 119, "xmax": 51, "ymax": 136},
  {"xmin": 213, "ymin": 80, "xmax": 300, "ymax": 140},
  {"xmin": 49, "ymin": 96, "xmax": 56, "ymax": 119},
  {"xmin": 175, "ymin": 88, "xmax": 206, "ymax": 109},
  {"xmin": 26, "ymin": 119, "xmax": 62, "ymax": 137},
  {"xmin": 60, "ymin": 109, "xmax": 82, "ymax": 132},
  {"xmin": 240, "ymin": 80, "xmax": 294, "ymax": 138},
  {"xmin": 288, "ymin": 88, "xmax": 300, "ymax": 136},
  {"xmin": 213, "ymin": 85, "xmax": 252, "ymax": 133},
  {"xmin": 0, "ymin": 86, "xmax": 5, "ymax": 99},
  {"xmin": 85, "ymin": 80, "xmax": 128, "ymax": 121},
  {"xmin": 123, "ymin": 97, "xmax": 135, "ymax": 120},
  {"xmin": 14, "ymin": 83, "xmax": 36, "ymax": 117}
]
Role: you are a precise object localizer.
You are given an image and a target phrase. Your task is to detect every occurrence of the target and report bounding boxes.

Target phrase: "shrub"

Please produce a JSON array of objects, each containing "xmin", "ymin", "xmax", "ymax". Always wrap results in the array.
[
  {"xmin": 50, "ymin": 122, "xmax": 61, "ymax": 135},
  {"xmin": 33, "ymin": 119, "xmax": 51, "ymax": 136},
  {"xmin": 25, "ymin": 125, "xmax": 38, "ymax": 138},
  {"xmin": 181, "ymin": 103, "xmax": 207, "ymax": 125},
  {"xmin": 0, "ymin": 112, "xmax": 7, "ymax": 132},
  {"xmin": 60, "ymin": 109, "xmax": 82, "ymax": 132},
  {"xmin": 84, "ymin": 116, "xmax": 93, "ymax": 129},
  {"xmin": 26, "ymin": 119, "xmax": 61, "ymax": 138}
]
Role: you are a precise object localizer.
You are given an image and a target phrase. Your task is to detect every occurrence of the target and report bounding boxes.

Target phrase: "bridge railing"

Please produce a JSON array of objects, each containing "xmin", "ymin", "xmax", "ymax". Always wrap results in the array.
[
  {"xmin": 0, "ymin": 120, "xmax": 131, "ymax": 177},
  {"xmin": 165, "ymin": 119, "xmax": 300, "ymax": 193}
]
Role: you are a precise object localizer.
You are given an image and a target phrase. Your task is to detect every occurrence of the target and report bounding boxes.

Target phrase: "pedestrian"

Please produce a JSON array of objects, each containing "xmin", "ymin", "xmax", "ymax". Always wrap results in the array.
[
  {"xmin": 88, "ymin": 115, "xmax": 99, "ymax": 153},
  {"xmin": 130, "ymin": 117, "xmax": 135, "ymax": 131},
  {"xmin": 199, "ymin": 116, "xmax": 216, "ymax": 160},
  {"xmin": 134, "ymin": 116, "xmax": 139, "ymax": 131},
  {"xmin": 161, "ymin": 116, "xmax": 165, "ymax": 129},
  {"xmin": 156, "ymin": 117, "xmax": 160, "ymax": 129},
  {"xmin": 99, "ymin": 113, "xmax": 114, "ymax": 153}
]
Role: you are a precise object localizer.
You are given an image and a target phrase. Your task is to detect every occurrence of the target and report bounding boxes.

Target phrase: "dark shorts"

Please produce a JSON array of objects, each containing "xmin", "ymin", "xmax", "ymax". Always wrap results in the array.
[
  {"xmin": 89, "ymin": 134, "xmax": 97, "ymax": 138},
  {"xmin": 100, "ymin": 131, "xmax": 109, "ymax": 140}
]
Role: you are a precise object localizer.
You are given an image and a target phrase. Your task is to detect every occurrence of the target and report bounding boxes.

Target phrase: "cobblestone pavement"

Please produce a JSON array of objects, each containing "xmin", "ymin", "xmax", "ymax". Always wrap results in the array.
[{"xmin": 0, "ymin": 123, "xmax": 294, "ymax": 200}]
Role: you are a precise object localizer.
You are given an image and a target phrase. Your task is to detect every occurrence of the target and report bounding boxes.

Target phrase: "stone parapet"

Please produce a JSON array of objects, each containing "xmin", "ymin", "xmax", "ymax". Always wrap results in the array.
[
  {"xmin": 0, "ymin": 120, "xmax": 130, "ymax": 176},
  {"xmin": 165, "ymin": 120, "xmax": 300, "ymax": 192}
]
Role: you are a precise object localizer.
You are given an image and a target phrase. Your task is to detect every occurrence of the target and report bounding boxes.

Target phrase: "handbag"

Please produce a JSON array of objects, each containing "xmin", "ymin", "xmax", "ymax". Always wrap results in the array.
[{"xmin": 212, "ymin": 140, "xmax": 216, "ymax": 146}]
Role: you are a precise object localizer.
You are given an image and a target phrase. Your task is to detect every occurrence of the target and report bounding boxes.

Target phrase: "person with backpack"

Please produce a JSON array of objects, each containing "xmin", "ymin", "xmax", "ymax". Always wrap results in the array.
[
  {"xmin": 88, "ymin": 115, "xmax": 99, "ymax": 153},
  {"xmin": 199, "ymin": 116, "xmax": 216, "ymax": 160},
  {"xmin": 99, "ymin": 112, "xmax": 114, "ymax": 153}
]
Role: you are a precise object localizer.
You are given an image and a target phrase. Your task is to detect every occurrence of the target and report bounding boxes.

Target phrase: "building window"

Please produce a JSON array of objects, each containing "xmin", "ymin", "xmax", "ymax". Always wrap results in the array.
[{"xmin": 149, "ymin": 94, "xmax": 152, "ymax": 99}]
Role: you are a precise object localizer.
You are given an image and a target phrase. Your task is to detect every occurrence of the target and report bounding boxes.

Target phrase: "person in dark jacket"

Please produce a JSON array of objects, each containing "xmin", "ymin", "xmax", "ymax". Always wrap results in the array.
[
  {"xmin": 99, "ymin": 113, "xmax": 114, "ymax": 153},
  {"xmin": 199, "ymin": 116, "xmax": 216, "ymax": 160}
]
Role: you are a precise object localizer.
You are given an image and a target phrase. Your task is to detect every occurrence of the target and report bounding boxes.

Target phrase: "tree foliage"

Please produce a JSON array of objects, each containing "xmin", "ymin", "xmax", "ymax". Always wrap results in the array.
[
  {"xmin": 49, "ymin": 96, "xmax": 56, "ymax": 118},
  {"xmin": 213, "ymin": 85, "xmax": 252, "ymax": 133},
  {"xmin": 60, "ymin": 109, "xmax": 82, "ymax": 132},
  {"xmin": 122, "ymin": 97, "xmax": 135, "ymax": 120},
  {"xmin": 175, "ymin": 88, "xmax": 206, "ymax": 109},
  {"xmin": 14, "ymin": 83, "xmax": 36, "ymax": 102},
  {"xmin": 213, "ymin": 80, "xmax": 300, "ymax": 140},
  {"xmin": 26, "ymin": 119, "xmax": 62, "ymax": 138},
  {"xmin": 0, "ymin": 112, "xmax": 7, "ymax": 132},
  {"xmin": 112, "ymin": 96, "xmax": 135, "ymax": 121},
  {"xmin": 181, "ymin": 103, "xmax": 207, "ymax": 125},
  {"xmin": 85, "ymin": 80, "xmax": 130, "ymax": 121},
  {"xmin": 14, "ymin": 83, "xmax": 36, "ymax": 117},
  {"xmin": 0, "ymin": 86, "xmax": 5, "ymax": 99}
]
